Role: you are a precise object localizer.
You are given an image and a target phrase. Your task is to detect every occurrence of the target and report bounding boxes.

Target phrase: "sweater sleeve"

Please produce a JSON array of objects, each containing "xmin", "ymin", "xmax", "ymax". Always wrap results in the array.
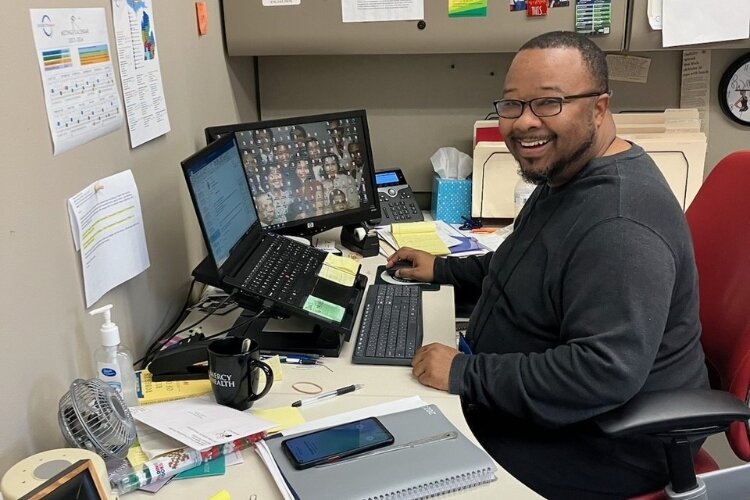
[
  {"xmin": 451, "ymin": 219, "xmax": 678, "ymax": 427},
  {"xmin": 434, "ymin": 252, "xmax": 493, "ymax": 303}
]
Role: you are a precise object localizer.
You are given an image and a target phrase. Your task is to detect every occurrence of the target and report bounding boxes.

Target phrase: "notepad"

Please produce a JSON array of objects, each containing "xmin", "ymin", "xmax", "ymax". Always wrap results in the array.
[
  {"xmin": 317, "ymin": 253, "xmax": 360, "ymax": 286},
  {"xmin": 392, "ymin": 221, "xmax": 450, "ymax": 255},
  {"xmin": 266, "ymin": 404, "xmax": 496, "ymax": 500}
]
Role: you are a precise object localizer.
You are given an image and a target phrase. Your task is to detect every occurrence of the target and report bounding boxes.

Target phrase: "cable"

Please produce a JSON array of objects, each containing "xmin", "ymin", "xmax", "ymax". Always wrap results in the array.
[
  {"xmin": 135, "ymin": 279, "xmax": 197, "ymax": 368},
  {"xmin": 136, "ymin": 288, "xmax": 236, "ymax": 369},
  {"xmin": 204, "ymin": 307, "xmax": 269, "ymax": 341},
  {"xmin": 478, "ymin": 151, "xmax": 504, "ymax": 224},
  {"xmin": 484, "ymin": 111, "xmax": 499, "ymax": 120}
]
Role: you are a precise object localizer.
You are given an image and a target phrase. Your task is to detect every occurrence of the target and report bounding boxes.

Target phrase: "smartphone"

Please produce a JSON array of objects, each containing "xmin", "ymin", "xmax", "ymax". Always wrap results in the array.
[{"xmin": 281, "ymin": 417, "xmax": 394, "ymax": 469}]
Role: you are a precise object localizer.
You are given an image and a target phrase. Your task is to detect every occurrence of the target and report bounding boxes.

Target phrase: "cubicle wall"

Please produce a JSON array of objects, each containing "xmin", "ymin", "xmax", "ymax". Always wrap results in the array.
[{"xmin": 223, "ymin": 0, "xmax": 628, "ymax": 55}]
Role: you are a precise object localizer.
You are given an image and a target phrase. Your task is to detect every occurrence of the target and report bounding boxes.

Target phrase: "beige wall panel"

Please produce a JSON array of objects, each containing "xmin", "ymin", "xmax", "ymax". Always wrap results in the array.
[
  {"xmin": 255, "ymin": 51, "xmax": 683, "ymax": 193},
  {"xmin": 0, "ymin": 0, "xmax": 256, "ymax": 473},
  {"xmin": 224, "ymin": 0, "xmax": 627, "ymax": 55}
]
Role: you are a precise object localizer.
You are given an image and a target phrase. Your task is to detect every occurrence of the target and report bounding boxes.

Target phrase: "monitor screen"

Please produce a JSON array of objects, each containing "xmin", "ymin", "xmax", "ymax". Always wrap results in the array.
[
  {"xmin": 205, "ymin": 110, "xmax": 381, "ymax": 236},
  {"xmin": 182, "ymin": 135, "xmax": 259, "ymax": 268}
]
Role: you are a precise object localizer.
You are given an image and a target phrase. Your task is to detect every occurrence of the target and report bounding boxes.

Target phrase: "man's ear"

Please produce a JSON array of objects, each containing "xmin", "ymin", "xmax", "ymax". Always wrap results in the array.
[{"xmin": 593, "ymin": 93, "xmax": 610, "ymax": 125}]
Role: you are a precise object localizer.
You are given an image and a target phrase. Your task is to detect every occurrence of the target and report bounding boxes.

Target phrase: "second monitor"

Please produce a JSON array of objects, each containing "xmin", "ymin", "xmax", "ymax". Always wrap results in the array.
[{"xmin": 205, "ymin": 109, "xmax": 381, "ymax": 237}]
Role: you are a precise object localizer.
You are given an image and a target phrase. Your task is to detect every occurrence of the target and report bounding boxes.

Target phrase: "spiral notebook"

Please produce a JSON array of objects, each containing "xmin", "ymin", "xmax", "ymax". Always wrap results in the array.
[{"xmin": 266, "ymin": 404, "xmax": 497, "ymax": 500}]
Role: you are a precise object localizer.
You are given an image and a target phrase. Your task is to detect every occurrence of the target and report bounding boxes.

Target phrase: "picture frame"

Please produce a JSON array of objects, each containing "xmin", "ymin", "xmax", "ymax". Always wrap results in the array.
[
  {"xmin": 718, "ymin": 53, "xmax": 750, "ymax": 127},
  {"xmin": 19, "ymin": 459, "xmax": 109, "ymax": 500}
]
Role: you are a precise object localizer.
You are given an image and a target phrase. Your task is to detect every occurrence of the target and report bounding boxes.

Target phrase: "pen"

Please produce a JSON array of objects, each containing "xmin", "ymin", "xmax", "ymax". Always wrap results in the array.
[
  {"xmin": 281, "ymin": 357, "xmax": 318, "ymax": 365},
  {"xmin": 261, "ymin": 350, "xmax": 321, "ymax": 359},
  {"xmin": 291, "ymin": 384, "xmax": 363, "ymax": 407}
]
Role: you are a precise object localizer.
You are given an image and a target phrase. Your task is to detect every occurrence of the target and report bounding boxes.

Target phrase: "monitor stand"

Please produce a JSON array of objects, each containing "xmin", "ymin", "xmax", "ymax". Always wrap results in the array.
[{"xmin": 232, "ymin": 310, "xmax": 345, "ymax": 358}]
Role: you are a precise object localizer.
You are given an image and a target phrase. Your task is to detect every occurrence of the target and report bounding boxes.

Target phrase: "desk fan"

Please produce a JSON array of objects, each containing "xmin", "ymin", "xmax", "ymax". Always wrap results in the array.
[{"xmin": 58, "ymin": 378, "xmax": 137, "ymax": 459}]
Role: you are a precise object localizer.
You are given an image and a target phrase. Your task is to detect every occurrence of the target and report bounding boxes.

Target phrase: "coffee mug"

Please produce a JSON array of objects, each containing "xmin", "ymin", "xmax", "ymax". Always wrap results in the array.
[{"xmin": 207, "ymin": 337, "xmax": 273, "ymax": 411}]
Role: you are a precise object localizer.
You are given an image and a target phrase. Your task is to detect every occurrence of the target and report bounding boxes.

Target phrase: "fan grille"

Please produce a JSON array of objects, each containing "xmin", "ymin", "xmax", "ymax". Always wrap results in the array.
[{"xmin": 58, "ymin": 378, "xmax": 137, "ymax": 459}]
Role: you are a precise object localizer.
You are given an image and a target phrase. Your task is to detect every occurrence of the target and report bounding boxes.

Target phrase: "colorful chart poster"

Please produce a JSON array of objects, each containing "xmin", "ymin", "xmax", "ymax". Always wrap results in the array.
[
  {"xmin": 29, "ymin": 8, "xmax": 123, "ymax": 155},
  {"xmin": 449, "ymin": 0, "xmax": 488, "ymax": 17},
  {"xmin": 112, "ymin": 0, "xmax": 171, "ymax": 148},
  {"xmin": 575, "ymin": 0, "xmax": 611, "ymax": 35}
]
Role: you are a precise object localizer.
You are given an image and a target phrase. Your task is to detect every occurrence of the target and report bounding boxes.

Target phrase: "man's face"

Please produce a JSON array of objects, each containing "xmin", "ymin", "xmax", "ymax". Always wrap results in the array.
[
  {"xmin": 323, "ymin": 157, "xmax": 338, "ymax": 178},
  {"xmin": 267, "ymin": 167, "xmax": 284, "ymax": 190},
  {"xmin": 499, "ymin": 48, "xmax": 605, "ymax": 185},
  {"xmin": 331, "ymin": 192, "xmax": 347, "ymax": 212},
  {"xmin": 258, "ymin": 195, "xmax": 275, "ymax": 224},
  {"xmin": 296, "ymin": 160, "xmax": 310, "ymax": 181},
  {"xmin": 327, "ymin": 121, "xmax": 343, "ymax": 143},
  {"xmin": 307, "ymin": 140, "xmax": 322, "ymax": 159},
  {"xmin": 348, "ymin": 143, "xmax": 364, "ymax": 167},
  {"xmin": 275, "ymin": 143, "xmax": 291, "ymax": 165},
  {"xmin": 256, "ymin": 129, "xmax": 272, "ymax": 148}
]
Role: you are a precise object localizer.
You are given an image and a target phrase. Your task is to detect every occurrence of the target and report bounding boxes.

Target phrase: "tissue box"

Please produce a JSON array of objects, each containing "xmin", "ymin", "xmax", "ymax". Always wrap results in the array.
[{"xmin": 431, "ymin": 176, "xmax": 472, "ymax": 224}]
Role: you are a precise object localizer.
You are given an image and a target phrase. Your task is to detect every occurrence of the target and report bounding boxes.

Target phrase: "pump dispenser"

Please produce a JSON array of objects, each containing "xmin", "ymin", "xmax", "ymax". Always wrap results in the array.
[{"xmin": 89, "ymin": 304, "xmax": 139, "ymax": 407}]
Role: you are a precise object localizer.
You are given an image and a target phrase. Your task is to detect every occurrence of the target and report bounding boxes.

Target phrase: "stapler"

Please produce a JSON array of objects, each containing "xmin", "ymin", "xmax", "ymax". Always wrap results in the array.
[{"xmin": 147, "ymin": 339, "xmax": 212, "ymax": 382}]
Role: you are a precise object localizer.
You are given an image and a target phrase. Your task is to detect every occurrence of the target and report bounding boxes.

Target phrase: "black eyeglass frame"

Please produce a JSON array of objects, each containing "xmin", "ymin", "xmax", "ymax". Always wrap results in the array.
[{"xmin": 493, "ymin": 91, "xmax": 611, "ymax": 119}]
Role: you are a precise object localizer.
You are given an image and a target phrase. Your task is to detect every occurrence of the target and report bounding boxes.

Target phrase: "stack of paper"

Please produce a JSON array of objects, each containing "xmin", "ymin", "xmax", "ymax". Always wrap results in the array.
[
  {"xmin": 317, "ymin": 253, "xmax": 361, "ymax": 286},
  {"xmin": 392, "ymin": 221, "xmax": 450, "ymax": 255}
]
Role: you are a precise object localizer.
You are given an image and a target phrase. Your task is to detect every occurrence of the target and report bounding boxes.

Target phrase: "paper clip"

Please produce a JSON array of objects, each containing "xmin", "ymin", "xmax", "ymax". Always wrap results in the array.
[
  {"xmin": 459, "ymin": 216, "xmax": 482, "ymax": 231},
  {"xmin": 93, "ymin": 182, "xmax": 105, "ymax": 193}
]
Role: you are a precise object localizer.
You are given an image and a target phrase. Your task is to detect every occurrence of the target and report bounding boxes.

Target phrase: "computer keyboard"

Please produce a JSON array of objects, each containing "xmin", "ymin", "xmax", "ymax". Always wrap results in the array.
[
  {"xmin": 352, "ymin": 284, "xmax": 423, "ymax": 365},
  {"xmin": 243, "ymin": 235, "xmax": 326, "ymax": 306}
]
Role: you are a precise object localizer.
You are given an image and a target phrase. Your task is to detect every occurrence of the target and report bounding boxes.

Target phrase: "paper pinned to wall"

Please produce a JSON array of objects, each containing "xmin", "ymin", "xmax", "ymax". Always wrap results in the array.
[
  {"xmin": 662, "ymin": 0, "xmax": 750, "ymax": 47},
  {"xmin": 606, "ymin": 54, "xmax": 651, "ymax": 84},
  {"xmin": 29, "ymin": 8, "xmax": 123, "ymax": 155},
  {"xmin": 111, "ymin": 0, "xmax": 171, "ymax": 148},
  {"xmin": 67, "ymin": 169, "xmax": 150, "ymax": 307},
  {"xmin": 680, "ymin": 50, "xmax": 711, "ymax": 137},
  {"xmin": 342, "ymin": 0, "xmax": 424, "ymax": 23}
]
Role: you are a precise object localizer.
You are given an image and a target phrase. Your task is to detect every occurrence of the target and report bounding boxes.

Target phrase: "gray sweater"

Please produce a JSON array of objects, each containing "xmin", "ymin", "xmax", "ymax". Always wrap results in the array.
[{"xmin": 436, "ymin": 145, "xmax": 708, "ymax": 428}]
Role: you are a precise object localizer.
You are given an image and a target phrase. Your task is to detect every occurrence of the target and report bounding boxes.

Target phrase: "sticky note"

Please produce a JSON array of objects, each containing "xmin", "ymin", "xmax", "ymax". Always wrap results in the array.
[
  {"xmin": 196, "ymin": 2, "xmax": 208, "ymax": 35},
  {"xmin": 127, "ymin": 443, "xmax": 149, "ymax": 468},
  {"xmin": 253, "ymin": 406, "xmax": 306, "ymax": 433},
  {"xmin": 209, "ymin": 489, "xmax": 232, "ymax": 500},
  {"xmin": 303, "ymin": 296, "xmax": 345, "ymax": 322},
  {"xmin": 323, "ymin": 253, "xmax": 360, "ymax": 274}
]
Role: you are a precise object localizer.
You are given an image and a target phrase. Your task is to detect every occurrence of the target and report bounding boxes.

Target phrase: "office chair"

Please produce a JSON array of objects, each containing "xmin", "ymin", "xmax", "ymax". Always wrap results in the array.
[{"xmin": 597, "ymin": 151, "xmax": 750, "ymax": 500}]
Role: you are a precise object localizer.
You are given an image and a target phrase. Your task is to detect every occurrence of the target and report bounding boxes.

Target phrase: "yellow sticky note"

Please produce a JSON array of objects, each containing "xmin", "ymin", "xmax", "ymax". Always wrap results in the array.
[
  {"xmin": 253, "ymin": 406, "xmax": 306, "ymax": 433},
  {"xmin": 127, "ymin": 443, "xmax": 149, "ymax": 468},
  {"xmin": 318, "ymin": 265, "xmax": 356, "ymax": 286},
  {"xmin": 264, "ymin": 354, "xmax": 284, "ymax": 382},
  {"xmin": 323, "ymin": 253, "xmax": 360, "ymax": 274},
  {"xmin": 209, "ymin": 490, "xmax": 231, "ymax": 500}
]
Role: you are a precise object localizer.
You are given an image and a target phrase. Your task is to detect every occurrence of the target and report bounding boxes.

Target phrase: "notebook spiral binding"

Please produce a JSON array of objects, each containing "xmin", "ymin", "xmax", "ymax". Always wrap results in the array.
[{"xmin": 366, "ymin": 467, "xmax": 497, "ymax": 500}]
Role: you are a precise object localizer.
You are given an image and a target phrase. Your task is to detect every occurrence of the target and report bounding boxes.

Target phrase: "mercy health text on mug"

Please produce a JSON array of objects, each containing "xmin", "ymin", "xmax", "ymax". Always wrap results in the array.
[{"xmin": 209, "ymin": 371, "xmax": 235, "ymax": 388}]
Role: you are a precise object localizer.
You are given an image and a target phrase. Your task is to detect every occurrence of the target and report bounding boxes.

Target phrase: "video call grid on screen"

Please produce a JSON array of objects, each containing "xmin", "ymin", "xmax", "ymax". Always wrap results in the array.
[{"xmin": 228, "ymin": 116, "xmax": 372, "ymax": 231}]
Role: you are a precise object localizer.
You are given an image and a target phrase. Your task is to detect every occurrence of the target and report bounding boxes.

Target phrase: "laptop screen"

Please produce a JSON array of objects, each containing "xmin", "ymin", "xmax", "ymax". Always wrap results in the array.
[{"xmin": 183, "ymin": 137, "xmax": 258, "ymax": 268}]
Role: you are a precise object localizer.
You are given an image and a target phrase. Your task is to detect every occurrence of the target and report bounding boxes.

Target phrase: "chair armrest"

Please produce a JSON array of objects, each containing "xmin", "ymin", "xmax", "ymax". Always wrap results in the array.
[{"xmin": 596, "ymin": 389, "xmax": 750, "ymax": 438}]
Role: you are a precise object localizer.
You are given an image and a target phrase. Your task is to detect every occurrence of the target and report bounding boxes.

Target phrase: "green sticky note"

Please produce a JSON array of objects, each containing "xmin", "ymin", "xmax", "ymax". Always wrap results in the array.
[
  {"xmin": 303, "ymin": 296, "xmax": 345, "ymax": 323},
  {"xmin": 175, "ymin": 455, "xmax": 225, "ymax": 479}
]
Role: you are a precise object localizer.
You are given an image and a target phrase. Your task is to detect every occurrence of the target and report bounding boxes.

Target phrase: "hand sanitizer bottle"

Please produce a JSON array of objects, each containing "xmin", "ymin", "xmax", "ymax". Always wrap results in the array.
[{"xmin": 89, "ymin": 304, "xmax": 139, "ymax": 407}]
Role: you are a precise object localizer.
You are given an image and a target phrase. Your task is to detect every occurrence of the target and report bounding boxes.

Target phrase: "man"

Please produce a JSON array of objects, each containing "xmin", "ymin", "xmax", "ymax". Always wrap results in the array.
[
  {"xmin": 321, "ymin": 154, "xmax": 359, "ymax": 209},
  {"xmin": 387, "ymin": 31, "xmax": 708, "ymax": 499},
  {"xmin": 328, "ymin": 188, "xmax": 348, "ymax": 213}
]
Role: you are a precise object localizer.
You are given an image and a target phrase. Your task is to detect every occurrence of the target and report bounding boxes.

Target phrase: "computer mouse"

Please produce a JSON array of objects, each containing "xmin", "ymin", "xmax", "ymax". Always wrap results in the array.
[{"xmin": 386, "ymin": 261, "xmax": 413, "ymax": 277}]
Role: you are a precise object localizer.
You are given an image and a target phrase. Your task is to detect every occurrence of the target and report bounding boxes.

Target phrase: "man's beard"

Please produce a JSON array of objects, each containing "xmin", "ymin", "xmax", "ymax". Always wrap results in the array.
[{"xmin": 519, "ymin": 123, "xmax": 597, "ymax": 185}]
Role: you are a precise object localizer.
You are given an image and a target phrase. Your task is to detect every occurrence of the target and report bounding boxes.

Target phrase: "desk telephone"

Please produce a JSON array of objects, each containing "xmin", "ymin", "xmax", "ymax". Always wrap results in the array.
[{"xmin": 375, "ymin": 169, "xmax": 424, "ymax": 224}]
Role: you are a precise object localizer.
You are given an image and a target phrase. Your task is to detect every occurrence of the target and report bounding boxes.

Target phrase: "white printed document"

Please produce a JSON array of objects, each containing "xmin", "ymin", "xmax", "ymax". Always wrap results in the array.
[
  {"xmin": 29, "ymin": 8, "xmax": 123, "ymax": 155},
  {"xmin": 341, "ymin": 0, "xmax": 424, "ymax": 23},
  {"xmin": 67, "ymin": 170, "xmax": 150, "ymax": 306},
  {"xmin": 111, "ymin": 0, "xmax": 171, "ymax": 147},
  {"xmin": 130, "ymin": 396, "xmax": 275, "ymax": 451}
]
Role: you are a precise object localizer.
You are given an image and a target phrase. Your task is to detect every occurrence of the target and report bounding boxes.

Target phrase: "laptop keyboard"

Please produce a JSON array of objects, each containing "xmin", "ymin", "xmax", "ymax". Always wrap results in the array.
[
  {"xmin": 352, "ymin": 284, "xmax": 423, "ymax": 366},
  {"xmin": 242, "ymin": 235, "xmax": 326, "ymax": 307}
]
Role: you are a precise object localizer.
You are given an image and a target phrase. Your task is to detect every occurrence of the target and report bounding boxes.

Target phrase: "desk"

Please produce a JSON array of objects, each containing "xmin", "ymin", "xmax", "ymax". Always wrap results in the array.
[{"xmin": 130, "ymin": 253, "xmax": 541, "ymax": 499}]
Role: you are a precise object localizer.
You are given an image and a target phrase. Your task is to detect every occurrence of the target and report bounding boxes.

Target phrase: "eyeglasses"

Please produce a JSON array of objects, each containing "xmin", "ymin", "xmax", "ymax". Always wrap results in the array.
[{"xmin": 493, "ymin": 91, "xmax": 610, "ymax": 119}]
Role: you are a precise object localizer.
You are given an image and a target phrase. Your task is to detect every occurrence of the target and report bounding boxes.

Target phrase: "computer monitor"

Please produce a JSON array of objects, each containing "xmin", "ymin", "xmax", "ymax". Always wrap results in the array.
[{"xmin": 205, "ymin": 110, "xmax": 381, "ymax": 237}]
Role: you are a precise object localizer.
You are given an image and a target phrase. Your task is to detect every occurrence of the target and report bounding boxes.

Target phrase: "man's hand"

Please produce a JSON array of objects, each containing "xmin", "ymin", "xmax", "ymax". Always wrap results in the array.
[
  {"xmin": 411, "ymin": 343, "xmax": 459, "ymax": 391},
  {"xmin": 386, "ymin": 247, "xmax": 436, "ymax": 282}
]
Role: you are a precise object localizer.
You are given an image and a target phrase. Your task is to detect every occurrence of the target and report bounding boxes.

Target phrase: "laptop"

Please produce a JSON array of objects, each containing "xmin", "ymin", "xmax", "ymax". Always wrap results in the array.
[{"xmin": 180, "ymin": 134, "xmax": 366, "ymax": 334}]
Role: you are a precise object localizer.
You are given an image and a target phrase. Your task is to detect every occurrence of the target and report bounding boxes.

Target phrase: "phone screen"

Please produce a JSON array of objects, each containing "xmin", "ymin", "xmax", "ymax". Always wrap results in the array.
[{"xmin": 281, "ymin": 417, "xmax": 394, "ymax": 469}]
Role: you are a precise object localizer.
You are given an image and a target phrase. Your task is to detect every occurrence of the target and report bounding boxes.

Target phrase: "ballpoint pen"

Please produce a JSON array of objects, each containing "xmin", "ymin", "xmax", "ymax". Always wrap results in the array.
[
  {"xmin": 291, "ymin": 384, "xmax": 363, "ymax": 407},
  {"xmin": 281, "ymin": 357, "xmax": 318, "ymax": 365}
]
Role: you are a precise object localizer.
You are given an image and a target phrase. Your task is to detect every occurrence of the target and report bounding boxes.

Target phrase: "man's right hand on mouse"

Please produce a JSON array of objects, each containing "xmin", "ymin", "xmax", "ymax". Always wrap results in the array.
[{"xmin": 386, "ymin": 247, "xmax": 436, "ymax": 282}]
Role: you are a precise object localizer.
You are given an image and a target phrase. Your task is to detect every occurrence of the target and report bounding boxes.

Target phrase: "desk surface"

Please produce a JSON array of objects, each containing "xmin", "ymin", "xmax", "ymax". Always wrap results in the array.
[{"xmin": 129, "ymin": 252, "xmax": 540, "ymax": 499}]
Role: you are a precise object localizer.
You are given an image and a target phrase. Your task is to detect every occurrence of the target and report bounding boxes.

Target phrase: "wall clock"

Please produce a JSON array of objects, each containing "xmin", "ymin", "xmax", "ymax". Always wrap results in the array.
[{"xmin": 718, "ymin": 53, "xmax": 750, "ymax": 126}]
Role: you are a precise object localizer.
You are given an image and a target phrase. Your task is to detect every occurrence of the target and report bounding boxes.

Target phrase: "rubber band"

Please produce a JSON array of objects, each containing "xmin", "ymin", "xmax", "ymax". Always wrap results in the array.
[{"xmin": 292, "ymin": 381, "xmax": 323, "ymax": 394}]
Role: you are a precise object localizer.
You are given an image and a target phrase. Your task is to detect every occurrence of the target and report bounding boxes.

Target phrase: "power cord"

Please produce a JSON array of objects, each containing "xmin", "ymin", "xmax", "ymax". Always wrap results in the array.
[
  {"xmin": 203, "ymin": 307, "xmax": 270, "ymax": 341},
  {"xmin": 136, "ymin": 288, "xmax": 236, "ymax": 369}
]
